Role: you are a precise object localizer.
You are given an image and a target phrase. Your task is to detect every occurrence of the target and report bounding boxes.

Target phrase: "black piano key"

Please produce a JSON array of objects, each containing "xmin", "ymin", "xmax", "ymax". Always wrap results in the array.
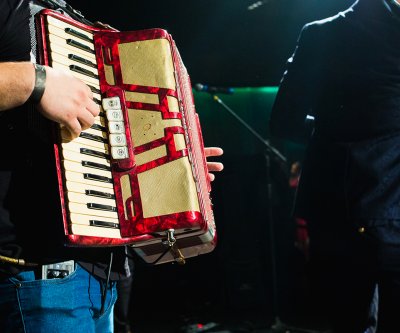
[
  {"xmin": 99, "ymin": 111, "xmax": 106, "ymax": 117},
  {"xmin": 87, "ymin": 203, "xmax": 117, "ymax": 212},
  {"xmin": 91, "ymin": 123, "xmax": 107, "ymax": 132},
  {"xmin": 89, "ymin": 220, "xmax": 119, "ymax": 229},
  {"xmin": 66, "ymin": 39, "xmax": 95, "ymax": 54},
  {"xmin": 65, "ymin": 28, "xmax": 93, "ymax": 43},
  {"xmin": 70, "ymin": 65, "xmax": 99, "ymax": 79},
  {"xmin": 88, "ymin": 85, "xmax": 101, "ymax": 94},
  {"xmin": 68, "ymin": 54, "xmax": 97, "ymax": 68},
  {"xmin": 85, "ymin": 189, "xmax": 115, "ymax": 199},
  {"xmin": 83, "ymin": 173, "xmax": 113, "ymax": 183},
  {"xmin": 82, "ymin": 160, "xmax": 111, "ymax": 171},
  {"xmin": 80, "ymin": 147, "xmax": 109, "ymax": 159},
  {"xmin": 80, "ymin": 132, "xmax": 108, "ymax": 143},
  {"xmin": 93, "ymin": 98, "xmax": 101, "ymax": 105}
]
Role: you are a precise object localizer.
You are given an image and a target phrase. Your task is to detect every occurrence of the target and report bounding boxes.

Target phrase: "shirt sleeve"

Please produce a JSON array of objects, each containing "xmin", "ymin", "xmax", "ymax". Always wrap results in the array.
[{"xmin": 269, "ymin": 24, "xmax": 320, "ymax": 143}]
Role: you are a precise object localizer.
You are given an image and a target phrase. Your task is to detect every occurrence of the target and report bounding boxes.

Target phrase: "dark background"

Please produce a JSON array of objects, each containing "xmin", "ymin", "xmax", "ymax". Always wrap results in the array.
[
  {"xmin": 66, "ymin": 1, "xmax": 355, "ymax": 332},
  {"xmin": 68, "ymin": 0, "xmax": 354, "ymax": 87}
]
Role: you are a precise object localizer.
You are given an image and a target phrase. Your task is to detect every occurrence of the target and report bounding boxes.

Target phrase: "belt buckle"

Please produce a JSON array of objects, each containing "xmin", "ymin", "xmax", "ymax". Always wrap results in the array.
[{"xmin": 41, "ymin": 260, "xmax": 75, "ymax": 279}]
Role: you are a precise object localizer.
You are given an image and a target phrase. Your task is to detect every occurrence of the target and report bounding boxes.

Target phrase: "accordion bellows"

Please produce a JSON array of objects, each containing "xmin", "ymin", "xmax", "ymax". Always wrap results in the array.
[{"xmin": 36, "ymin": 10, "xmax": 216, "ymax": 264}]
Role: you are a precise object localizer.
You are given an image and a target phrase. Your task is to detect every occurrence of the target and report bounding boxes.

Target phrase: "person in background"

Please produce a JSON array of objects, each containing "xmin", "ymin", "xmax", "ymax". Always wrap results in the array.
[{"xmin": 269, "ymin": 0, "xmax": 400, "ymax": 332}]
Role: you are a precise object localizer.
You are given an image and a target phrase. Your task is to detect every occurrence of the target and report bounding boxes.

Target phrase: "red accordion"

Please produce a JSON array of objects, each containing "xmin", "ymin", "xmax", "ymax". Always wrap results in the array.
[{"xmin": 35, "ymin": 10, "xmax": 216, "ymax": 264}]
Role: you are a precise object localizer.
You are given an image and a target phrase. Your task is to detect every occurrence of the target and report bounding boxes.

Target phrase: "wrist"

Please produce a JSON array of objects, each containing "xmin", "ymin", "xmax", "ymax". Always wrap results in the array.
[{"xmin": 29, "ymin": 63, "xmax": 46, "ymax": 104}]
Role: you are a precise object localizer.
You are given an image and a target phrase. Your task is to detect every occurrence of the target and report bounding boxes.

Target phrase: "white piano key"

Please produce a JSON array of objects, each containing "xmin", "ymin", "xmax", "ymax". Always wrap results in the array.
[
  {"xmin": 61, "ymin": 135, "xmax": 109, "ymax": 152},
  {"xmin": 61, "ymin": 139, "xmax": 109, "ymax": 155},
  {"xmin": 48, "ymin": 35, "xmax": 96, "ymax": 61},
  {"xmin": 47, "ymin": 16, "xmax": 93, "ymax": 40},
  {"xmin": 65, "ymin": 180, "xmax": 114, "ymax": 197},
  {"xmin": 68, "ymin": 202, "xmax": 118, "ymax": 219},
  {"xmin": 51, "ymin": 61, "xmax": 99, "ymax": 86},
  {"xmin": 63, "ymin": 160, "xmax": 111, "ymax": 178},
  {"xmin": 65, "ymin": 170, "xmax": 113, "ymax": 189},
  {"xmin": 47, "ymin": 23, "xmax": 94, "ymax": 47},
  {"xmin": 70, "ymin": 213, "xmax": 119, "ymax": 227},
  {"xmin": 67, "ymin": 191, "xmax": 116, "ymax": 207},
  {"xmin": 50, "ymin": 52, "xmax": 98, "ymax": 76},
  {"xmin": 69, "ymin": 223, "xmax": 122, "ymax": 239},
  {"xmin": 62, "ymin": 149, "xmax": 110, "ymax": 166}
]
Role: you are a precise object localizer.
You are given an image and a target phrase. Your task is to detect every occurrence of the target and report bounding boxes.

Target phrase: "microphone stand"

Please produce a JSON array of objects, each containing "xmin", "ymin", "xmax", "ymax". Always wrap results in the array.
[{"xmin": 211, "ymin": 94, "xmax": 322, "ymax": 333}]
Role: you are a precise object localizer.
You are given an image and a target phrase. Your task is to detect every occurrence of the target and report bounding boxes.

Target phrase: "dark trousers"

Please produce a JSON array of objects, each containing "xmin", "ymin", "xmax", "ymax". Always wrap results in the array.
[{"xmin": 307, "ymin": 219, "xmax": 400, "ymax": 333}]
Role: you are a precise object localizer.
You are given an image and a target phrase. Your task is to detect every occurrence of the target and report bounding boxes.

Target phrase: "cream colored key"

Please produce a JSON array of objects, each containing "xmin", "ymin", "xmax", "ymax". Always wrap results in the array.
[
  {"xmin": 63, "ymin": 160, "xmax": 111, "ymax": 178},
  {"xmin": 65, "ymin": 180, "xmax": 114, "ymax": 196},
  {"xmin": 50, "ymin": 52, "xmax": 98, "ymax": 75},
  {"xmin": 62, "ymin": 149, "xmax": 110, "ymax": 166},
  {"xmin": 48, "ymin": 35, "xmax": 96, "ymax": 61},
  {"xmin": 65, "ymin": 170, "xmax": 113, "ymax": 189},
  {"xmin": 51, "ymin": 61, "xmax": 99, "ymax": 86},
  {"xmin": 47, "ymin": 16, "xmax": 93, "ymax": 40},
  {"xmin": 47, "ymin": 23, "xmax": 93, "ymax": 47},
  {"xmin": 69, "ymin": 223, "xmax": 121, "ymax": 238},
  {"xmin": 61, "ymin": 139, "xmax": 109, "ymax": 155},
  {"xmin": 68, "ymin": 202, "xmax": 118, "ymax": 219},
  {"xmin": 67, "ymin": 191, "xmax": 115, "ymax": 207}
]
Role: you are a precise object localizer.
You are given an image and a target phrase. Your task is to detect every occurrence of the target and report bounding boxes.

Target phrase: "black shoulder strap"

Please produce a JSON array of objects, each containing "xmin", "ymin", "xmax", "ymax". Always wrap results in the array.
[{"xmin": 35, "ymin": 0, "xmax": 94, "ymax": 25}]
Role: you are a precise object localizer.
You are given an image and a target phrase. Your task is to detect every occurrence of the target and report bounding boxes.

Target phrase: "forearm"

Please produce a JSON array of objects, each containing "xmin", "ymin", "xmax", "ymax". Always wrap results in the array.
[{"xmin": 0, "ymin": 61, "xmax": 35, "ymax": 111}]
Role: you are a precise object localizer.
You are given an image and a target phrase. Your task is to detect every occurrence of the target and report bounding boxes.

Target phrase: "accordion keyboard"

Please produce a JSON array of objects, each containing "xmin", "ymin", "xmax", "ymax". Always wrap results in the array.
[{"xmin": 44, "ymin": 15, "xmax": 121, "ymax": 238}]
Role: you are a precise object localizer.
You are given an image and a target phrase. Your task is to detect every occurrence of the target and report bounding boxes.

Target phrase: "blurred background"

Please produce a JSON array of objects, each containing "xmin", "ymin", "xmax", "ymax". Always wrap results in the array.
[{"xmin": 66, "ymin": 1, "xmax": 355, "ymax": 332}]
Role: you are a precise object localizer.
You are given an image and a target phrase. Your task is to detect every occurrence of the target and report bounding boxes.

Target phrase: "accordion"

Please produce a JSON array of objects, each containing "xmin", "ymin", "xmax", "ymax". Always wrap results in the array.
[{"xmin": 35, "ymin": 9, "xmax": 216, "ymax": 265}]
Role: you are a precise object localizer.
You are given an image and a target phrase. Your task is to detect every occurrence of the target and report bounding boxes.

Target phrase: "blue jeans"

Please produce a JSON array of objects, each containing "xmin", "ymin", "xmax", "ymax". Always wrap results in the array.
[{"xmin": 0, "ymin": 264, "xmax": 117, "ymax": 333}]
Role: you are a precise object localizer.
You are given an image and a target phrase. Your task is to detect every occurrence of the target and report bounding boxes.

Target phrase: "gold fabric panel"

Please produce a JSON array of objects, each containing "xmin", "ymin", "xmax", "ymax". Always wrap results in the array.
[
  {"xmin": 174, "ymin": 134, "xmax": 186, "ymax": 152},
  {"xmin": 167, "ymin": 96, "xmax": 179, "ymax": 112},
  {"xmin": 127, "ymin": 109, "xmax": 182, "ymax": 147},
  {"xmin": 120, "ymin": 174, "xmax": 134, "ymax": 219},
  {"xmin": 118, "ymin": 39, "xmax": 176, "ymax": 89},
  {"xmin": 135, "ymin": 145, "xmax": 167, "ymax": 166},
  {"xmin": 103, "ymin": 63, "xmax": 115, "ymax": 86},
  {"xmin": 125, "ymin": 91, "xmax": 159, "ymax": 105},
  {"xmin": 138, "ymin": 157, "xmax": 200, "ymax": 218}
]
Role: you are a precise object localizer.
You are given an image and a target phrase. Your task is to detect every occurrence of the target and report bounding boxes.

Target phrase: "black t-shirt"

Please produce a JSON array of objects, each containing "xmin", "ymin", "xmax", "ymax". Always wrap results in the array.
[{"xmin": 0, "ymin": 0, "xmax": 130, "ymax": 280}]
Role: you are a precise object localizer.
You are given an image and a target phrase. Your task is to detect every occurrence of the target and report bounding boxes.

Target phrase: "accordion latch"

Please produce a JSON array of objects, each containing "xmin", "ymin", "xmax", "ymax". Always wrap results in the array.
[{"xmin": 162, "ymin": 229, "xmax": 186, "ymax": 265}]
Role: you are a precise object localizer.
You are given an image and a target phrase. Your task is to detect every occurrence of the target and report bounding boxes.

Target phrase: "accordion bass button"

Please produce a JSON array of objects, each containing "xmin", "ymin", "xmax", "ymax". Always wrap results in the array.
[
  {"xmin": 106, "ymin": 109, "xmax": 123, "ymax": 122},
  {"xmin": 111, "ymin": 146, "xmax": 129, "ymax": 159}
]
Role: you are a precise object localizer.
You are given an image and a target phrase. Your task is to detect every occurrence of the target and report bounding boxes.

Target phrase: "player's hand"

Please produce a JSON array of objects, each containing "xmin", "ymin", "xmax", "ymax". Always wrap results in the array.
[
  {"xmin": 37, "ymin": 66, "xmax": 100, "ymax": 139},
  {"xmin": 205, "ymin": 147, "xmax": 224, "ymax": 181}
]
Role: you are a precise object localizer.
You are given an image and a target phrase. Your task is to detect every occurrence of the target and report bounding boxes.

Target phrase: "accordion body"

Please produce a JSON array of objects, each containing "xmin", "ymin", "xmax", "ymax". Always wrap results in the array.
[{"xmin": 36, "ymin": 10, "xmax": 216, "ymax": 264}]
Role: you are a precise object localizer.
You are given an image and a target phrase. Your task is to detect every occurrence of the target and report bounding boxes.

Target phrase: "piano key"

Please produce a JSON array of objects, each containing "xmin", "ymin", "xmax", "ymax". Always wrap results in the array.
[
  {"xmin": 63, "ymin": 159, "xmax": 111, "ymax": 178},
  {"xmin": 91, "ymin": 123, "xmax": 107, "ymax": 132},
  {"xmin": 47, "ymin": 23, "xmax": 94, "ymax": 48},
  {"xmin": 66, "ymin": 39, "xmax": 95, "ymax": 54},
  {"xmin": 70, "ymin": 64, "xmax": 99, "ymax": 79},
  {"xmin": 65, "ymin": 180, "xmax": 114, "ymax": 197},
  {"xmin": 65, "ymin": 170, "xmax": 113, "ymax": 189},
  {"xmin": 81, "ymin": 161, "xmax": 111, "ymax": 171},
  {"xmin": 79, "ymin": 127, "xmax": 108, "ymax": 139},
  {"xmin": 85, "ymin": 189, "xmax": 115, "ymax": 199},
  {"xmin": 69, "ymin": 223, "xmax": 121, "ymax": 238},
  {"xmin": 51, "ymin": 61, "xmax": 99, "ymax": 86},
  {"xmin": 64, "ymin": 27, "xmax": 93, "ymax": 43},
  {"xmin": 50, "ymin": 52, "xmax": 98, "ymax": 75},
  {"xmin": 80, "ymin": 147, "xmax": 110, "ymax": 160},
  {"xmin": 48, "ymin": 34, "xmax": 96, "ymax": 60},
  {"xmin": 89, "ymin": 220, "xmax": 120, "ymax": 229},
  {"xmin": 61, "ymin": 137, "xmax": 109, "ymax": 153},
  {"xmin": 67, "ymin": 191, "xmax": 116, "ymax": 207},
  {"xmin": 87, "ymin": 203, "xmax": 117, "ymax": 212},
  {"xmin": 70, "ymin": 212, "xmax": 119, "ymax": 226},
  {"xmin": 62, "ymin": 148, "xmax": 110, "ymax": 166},
  {"xmin": 68, "ymin": 54, "xmax": 97, "ymax": 68},
  {"xmin": 47, "ymin": 16, "xmax": 93, "ymax": 40},
  {"xmin": 68, "ymin": 202, "xmax": 117, "ymax": 218},
  {"xmin": 83, "ymin": 173, "xmax": 113, "ymax": 184},
  {"xmin": 79, "ymin": 132, "xmax": 108, "ymax": 144}
]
